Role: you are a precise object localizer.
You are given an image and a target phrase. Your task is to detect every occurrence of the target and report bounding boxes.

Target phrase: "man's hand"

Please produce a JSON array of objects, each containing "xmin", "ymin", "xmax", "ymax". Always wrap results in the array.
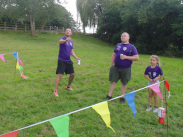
[
  {"xmin": 66, "ymin": 37, "xmax": 71, "ymax": 41},
  {"xmin": 120, "ymin": 54, "xmax": 127, "ymax": 60}
]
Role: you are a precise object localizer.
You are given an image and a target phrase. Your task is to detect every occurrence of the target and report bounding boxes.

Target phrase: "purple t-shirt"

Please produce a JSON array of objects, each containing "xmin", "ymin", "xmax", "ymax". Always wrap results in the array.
[
  {"xmin": 144, "ymin": 66, "xmax": 163, "ymax": 79},
  {"xmin": 58, "ymin": 36, "xmax": 73, "ymax": 61},
  {"xmin": 114, "ymin": 43, "xmax": 138, "ymax": 69}
]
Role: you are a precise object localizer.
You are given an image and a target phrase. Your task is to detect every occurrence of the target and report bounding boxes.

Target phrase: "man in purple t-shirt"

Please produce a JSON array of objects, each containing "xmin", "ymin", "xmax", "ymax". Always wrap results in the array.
[
  {"xmin": 105, "ymin": 32, "xmax": 139, "ymax": 103},
  {"xmin": 53, "ymin": 28, "xmax": 80, "ymax": 97}
]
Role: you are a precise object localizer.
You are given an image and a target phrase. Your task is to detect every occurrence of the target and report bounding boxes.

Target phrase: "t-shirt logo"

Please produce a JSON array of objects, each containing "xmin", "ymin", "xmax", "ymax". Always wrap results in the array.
[
  {"xmin": 70, "ymin": 42, "xmax": 73, "ymax": 47},
  {"xmin": 117, "ymin": 46, "xmax": 121, "ymax": 51},
  {"xmin": 153, "ymin": 72, "xmax": 157, "ymax": 77},
  {"xmin": 148, "ymin": 72, "xmax": 151, "ymax": 78},
  {"xmin": 123, "ymin": 47, "xmax": 127, "ymax": 51}
]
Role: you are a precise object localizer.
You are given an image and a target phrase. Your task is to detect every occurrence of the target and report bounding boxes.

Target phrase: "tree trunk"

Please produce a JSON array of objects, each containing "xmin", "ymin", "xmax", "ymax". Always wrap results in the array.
[{"xmin": 29, "ymin": 11, "xmax": 36, "ymax": 36}]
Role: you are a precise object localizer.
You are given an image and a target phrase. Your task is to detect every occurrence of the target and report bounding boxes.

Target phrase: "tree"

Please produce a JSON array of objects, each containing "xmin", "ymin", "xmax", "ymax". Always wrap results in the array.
[
  {"xmin": 76, "ymin": 0, "xmax": 111, "ymax": 33},
  {"xmin": 0, "ymin": 0, "xmax": 75, "ymax": 36}
]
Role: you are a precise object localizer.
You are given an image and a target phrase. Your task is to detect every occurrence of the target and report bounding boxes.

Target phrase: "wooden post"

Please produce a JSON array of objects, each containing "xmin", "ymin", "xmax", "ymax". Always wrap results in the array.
[
  {"xmin": 15, "ymin": 23, "xmax": 17, "ymax": 31},
  {"xmin": 25, "ymin": 23, "xmax": 27, "ymax": 31},
  {"xmin": 4, "ymin": 22, "xmax": 6, "ymax": 31}
]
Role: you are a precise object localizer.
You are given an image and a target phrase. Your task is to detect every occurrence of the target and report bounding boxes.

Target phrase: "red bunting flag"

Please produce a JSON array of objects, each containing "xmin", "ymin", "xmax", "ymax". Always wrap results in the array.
[
  {"xmin": 21, "ymin": 74, "xmax": 29, "ymax": 79},
  {"xmin": 0, "ymin": 130, "xmax": 19, "ymax": 137},
  {"xmin": 164, "ymin": 80, "xmax": 171, "ymax": 98}
]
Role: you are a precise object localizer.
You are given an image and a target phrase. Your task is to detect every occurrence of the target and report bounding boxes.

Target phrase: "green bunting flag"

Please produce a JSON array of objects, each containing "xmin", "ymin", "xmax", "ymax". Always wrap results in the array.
[{"xmin": 49, "ymin": 115, "xmax": 70, "ymax": 137}]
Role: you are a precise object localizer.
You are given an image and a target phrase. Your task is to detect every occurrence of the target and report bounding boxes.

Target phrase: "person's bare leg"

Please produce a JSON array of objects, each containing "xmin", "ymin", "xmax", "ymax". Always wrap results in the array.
[
  {"xmin": 121, "ymin": 82, "xmax": 127, "ymax": 98},
  {"xmin": 68, "ymin": 73, "xmax": 75, "ymax": 87},
  {"xmin": 108, "ymin": 82, "xmax": 116, "ymax": 97},
  {"xmin": 148, "ymin": 88, "xmax": 153, "ymax": 106},
  {"xmin": 153, "ymin": 91, "xmax": 158, "ymax": 107},
  {"xmin": 54, "ymin": 74, "xmax": 63, "ymax": 91}
]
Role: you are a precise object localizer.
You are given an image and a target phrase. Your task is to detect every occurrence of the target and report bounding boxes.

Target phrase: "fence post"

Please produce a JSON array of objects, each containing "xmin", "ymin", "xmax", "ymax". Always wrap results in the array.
[
  {"xmin": 49, "ymin": 26, "xmax": 51, "ymax": 32},
  {"xmin": 4, "ymin": 22, "xmax": 6, "ymax": 31},
  {"xmin": 15, "ymin": 23, "xmax": 17, "ymax": 31},
  {"xmin": 25, "ymin": 23, "xmax": 27, "ymax": 31}
]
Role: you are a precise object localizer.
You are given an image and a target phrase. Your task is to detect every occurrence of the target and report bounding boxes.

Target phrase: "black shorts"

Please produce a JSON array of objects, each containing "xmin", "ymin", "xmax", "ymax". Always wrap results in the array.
[{"xmin": 56, "ymin": 60, "xmax": 74, "ymax": 74}]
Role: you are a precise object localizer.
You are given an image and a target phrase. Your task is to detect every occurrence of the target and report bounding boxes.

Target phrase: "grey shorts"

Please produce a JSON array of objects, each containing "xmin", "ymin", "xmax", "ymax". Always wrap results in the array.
[
  {"xmin": 109, "ymin": 66, "xmax": 131, "ymax": 85},
  {"xmin": 148, "ymin": 80, "xmax": 160, "ymax": 86}
]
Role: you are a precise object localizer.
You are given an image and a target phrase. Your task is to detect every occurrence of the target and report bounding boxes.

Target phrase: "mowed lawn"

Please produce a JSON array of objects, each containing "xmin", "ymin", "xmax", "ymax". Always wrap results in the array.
[{"xmin": 0, "ymin": 31, "xmax": 183, "ymax": 137}]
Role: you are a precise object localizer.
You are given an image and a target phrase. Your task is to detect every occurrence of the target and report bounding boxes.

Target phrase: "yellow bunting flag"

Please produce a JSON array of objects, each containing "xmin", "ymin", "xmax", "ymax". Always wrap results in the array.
[
  {"xmin": 16, "ymin": 61, "xmax": 20, "ymax": 70},
  {"xmin": 92, "ymin": 101, "xmax": 115, "ymax": 133}
]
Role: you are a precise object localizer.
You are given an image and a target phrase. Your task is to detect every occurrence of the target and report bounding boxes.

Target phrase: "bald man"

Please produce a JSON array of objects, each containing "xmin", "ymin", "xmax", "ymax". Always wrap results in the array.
[{"xmin": 105, "ymin": 32, "xmax": 139, "ymax": 103}]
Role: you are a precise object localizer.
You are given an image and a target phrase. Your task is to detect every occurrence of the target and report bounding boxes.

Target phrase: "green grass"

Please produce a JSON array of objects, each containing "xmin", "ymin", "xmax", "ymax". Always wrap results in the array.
[{"xmin": 0, "ymin": 31, "xmax": 183, "ymax": 137}]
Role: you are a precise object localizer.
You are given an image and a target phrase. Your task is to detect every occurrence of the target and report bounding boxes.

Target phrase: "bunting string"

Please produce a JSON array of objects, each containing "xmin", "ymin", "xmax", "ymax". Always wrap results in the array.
[{"xmin": 0, "ymin": 80, "xmax": 165, "ymax": 136}]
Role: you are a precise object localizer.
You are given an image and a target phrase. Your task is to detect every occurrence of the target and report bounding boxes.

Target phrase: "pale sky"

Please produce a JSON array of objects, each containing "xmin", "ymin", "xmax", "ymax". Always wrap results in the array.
[{"xmin": 61, "ymin": 0, "xmax": 96, "ymax": 33}]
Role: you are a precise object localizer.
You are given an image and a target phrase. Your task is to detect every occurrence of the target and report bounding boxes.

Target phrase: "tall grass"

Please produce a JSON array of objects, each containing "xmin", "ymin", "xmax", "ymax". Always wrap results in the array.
[{"xmin": 0, "ymin": 31, "xmax": 183, "ymax": 137}]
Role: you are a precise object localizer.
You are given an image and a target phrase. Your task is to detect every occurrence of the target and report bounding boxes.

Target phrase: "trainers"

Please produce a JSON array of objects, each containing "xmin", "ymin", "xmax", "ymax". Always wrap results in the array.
[
  {"xmin": 153, "ymin": 107, "xmax": 159, "ymax": 113},
  {"xmin": 66, "ymin": 86, "xmax": 73, "ymax": 91},
  {"xmin": 53, "ymin": 91, "xmax": 59, "ymax": 97},
  {"xmin": 146, "ymin": 106, "xmax": 152, "ymax": 111},
  {"xmin": 120, "ymin": 98, "xmax": 125, "ymax": 103},
  {"xmin": 105, "ymin": 95, "xmax": 112, "ymax": 100}
]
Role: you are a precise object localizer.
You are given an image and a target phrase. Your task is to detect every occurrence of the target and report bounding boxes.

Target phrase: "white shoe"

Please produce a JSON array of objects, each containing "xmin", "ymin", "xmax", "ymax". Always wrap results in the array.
[
  {"xmin": 153, "ymin": 107, "xmax": 158, "ymax": 113},
  {"xmin": 146, "ymin": 106, "xmax": 152, "ymax": 111}
]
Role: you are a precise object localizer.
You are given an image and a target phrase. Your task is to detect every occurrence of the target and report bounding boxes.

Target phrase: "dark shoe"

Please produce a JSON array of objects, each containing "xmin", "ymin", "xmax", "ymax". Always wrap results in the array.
[
  {"xmin": 105, "ymin": 95, "xmax": 112, "ymax": 100},
  {"xmin": 120, "ymin": 98, "xmax": 125, "ymax": 103}
]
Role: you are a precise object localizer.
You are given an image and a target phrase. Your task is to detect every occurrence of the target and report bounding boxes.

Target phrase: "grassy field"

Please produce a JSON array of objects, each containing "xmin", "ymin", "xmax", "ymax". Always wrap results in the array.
[{"xmin": 0, "ymin": 31, "xmax": 183, "ymax": 137}]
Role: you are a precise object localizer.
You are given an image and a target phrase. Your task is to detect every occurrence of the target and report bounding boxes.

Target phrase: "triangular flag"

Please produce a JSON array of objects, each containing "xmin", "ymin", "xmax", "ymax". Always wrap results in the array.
[
  {"xmin": 18, "ymin": 59, "xmax": 23, "ymax": 66},
  {"xmin": 0, "ymin": 130, "xmax": 19, "ymax": 137},
  {"xmin": 92, "ymin": 101, "xmax": 115, "ymax": 133},
  {"xmin": 164, "ymin": 80, "xmax": 171, "ymax": 98},
  {"xmin": 49, "ymin": 115, "xmax": 69, "ymax": 137},
  {"xmin": 19, "ymin": 65, "xmax": 23, "ymax": 70},
  {"xmin": 21, "ymin": 74, "xmax": 29, "ymax": 79},
  {"xmin": 12, "ymin": 52, "xmax": 18, "ymax": 60},
  {"xmin": 164, "ymin": 80, "xmax": 170, "ymax": 91},
  {"xmin": 16, "ymin": 61, "xmax": 20, "ymax": 70},
  {"xmin": 0, "ymin": 54, "xmax": 5, "ymax": 62},
  {"xmin": 150, "ymin": 84, "xmax": 163, "ymax": 100},
  {"xmin": 124, "ymin": 92, "xmax": 137, "ymax": 117}
]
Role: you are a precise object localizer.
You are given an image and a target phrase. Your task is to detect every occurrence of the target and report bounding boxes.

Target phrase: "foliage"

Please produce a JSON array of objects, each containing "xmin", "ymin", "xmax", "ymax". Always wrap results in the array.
[
  {"xmin": 0, "ymin": 31, "xmax": 183, "ymax": 136},
  {"xmin": 0, "ymin": 0, "xmax": 75, "ymax": 35},
  {"xmin": 76, "ymin": 0, "xmax": 111, "ymax": 33},
  {"xmin": 76, "ymin": 0, "xmax": 183, "ymax": 57}
]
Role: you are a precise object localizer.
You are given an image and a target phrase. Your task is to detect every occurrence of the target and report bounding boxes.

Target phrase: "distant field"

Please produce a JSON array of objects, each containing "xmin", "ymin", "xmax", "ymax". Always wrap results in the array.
[{"xmin": 0, "ymin": 31, "xmax": 182, "ymax": 137}]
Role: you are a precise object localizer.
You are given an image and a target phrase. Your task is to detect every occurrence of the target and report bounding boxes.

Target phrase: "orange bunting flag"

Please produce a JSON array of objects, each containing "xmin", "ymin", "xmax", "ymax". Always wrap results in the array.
[
  {"xmin": 21, "ymin": 74, "xmax": 29, "ymax": 79},
  {"xmin": 0, "ymin": 54, "xmax": 5, "ymax": 62},
  {"xmin": 16, "ymin": 61, "xmax": 20, "ymax": 70},
  {"xmin": 92, "ymin": 101, "xmax": 115, "ymax": 133},
  {"xmin": 0, "ymin": 130, "xmax": 19, "ymax": 137}
]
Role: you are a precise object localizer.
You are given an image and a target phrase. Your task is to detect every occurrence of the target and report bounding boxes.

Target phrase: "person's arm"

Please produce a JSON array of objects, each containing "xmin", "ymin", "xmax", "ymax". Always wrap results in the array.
[
  {"xmin": 59, "ymin": 37, "xmax": 71, "ymax": 44},
  {"xmin": 144, "ymin": 74, "xmax": 153, "ymax": 82},
  {"xmin": 121, "ymin": 55, "xmax": 139, "ymax": 61},
  {"xmin": 71, "ymin": 49, "xmax": 80, "ymax": 60},
  {"xmin": 153, "ymin": 75, "xmax": 164, "ymax": 82},
  {"xmin": 111, "ymin": 52, "xmax": 116, "ymax": 67}
]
